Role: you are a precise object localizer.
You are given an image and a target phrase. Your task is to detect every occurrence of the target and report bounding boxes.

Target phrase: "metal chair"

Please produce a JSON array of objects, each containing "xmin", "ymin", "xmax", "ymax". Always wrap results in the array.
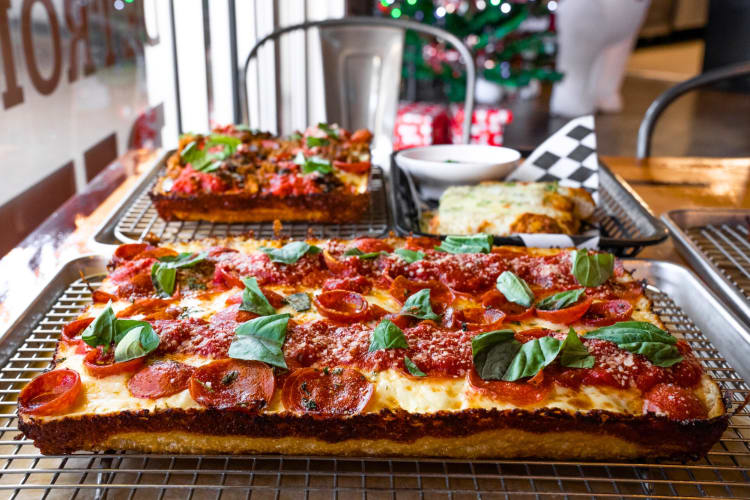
[
  {"xmin": 240, "ymin": 16, "xmax": 476, "ymax": 167},
  {"xmin": 636, "ymin": 61, "xmax": 750, "ymax": 159}
]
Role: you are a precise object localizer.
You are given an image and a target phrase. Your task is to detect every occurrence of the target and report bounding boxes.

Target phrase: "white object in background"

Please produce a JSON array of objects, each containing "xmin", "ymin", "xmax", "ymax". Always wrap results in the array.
[
  {"xmin": 394, "ymin": 144, "xmax": 521, "ymax": 198},
  {"xmin": 550, "ymin": 0, "xmax": 651, "ymax": 117},
  {"xmin": 475, "ymin": 76, "xmax": 505, "ymax": 104}
]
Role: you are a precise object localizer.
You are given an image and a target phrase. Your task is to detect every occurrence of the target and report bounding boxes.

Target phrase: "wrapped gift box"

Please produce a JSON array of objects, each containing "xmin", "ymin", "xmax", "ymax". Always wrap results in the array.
[
  {"xmin": 450, "ymin": 104, "xmax": 513, "ymax": 146},
  {"xmin": 393, "ymin": 102, "xmax": 451, "ymax": 150}
]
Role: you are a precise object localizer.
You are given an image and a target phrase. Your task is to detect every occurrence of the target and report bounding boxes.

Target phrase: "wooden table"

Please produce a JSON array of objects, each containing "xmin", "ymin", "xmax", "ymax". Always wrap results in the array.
[{"xmin": 603, "ymin": 156, "xmax": 750, "ymax": 263}]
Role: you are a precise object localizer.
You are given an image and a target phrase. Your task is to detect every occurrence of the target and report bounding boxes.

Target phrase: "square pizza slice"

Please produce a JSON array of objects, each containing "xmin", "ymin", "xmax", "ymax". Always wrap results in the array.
[
  {"xmin": 18, "ymin": 236, "xmax": 726, "ymax": 459},
  {"xmin": 149, "ymin": 123, "xmax": 372, "ymax": 223}
]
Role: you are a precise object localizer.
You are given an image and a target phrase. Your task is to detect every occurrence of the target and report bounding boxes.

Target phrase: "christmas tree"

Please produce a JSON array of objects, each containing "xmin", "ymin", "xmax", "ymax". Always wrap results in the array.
[{"xmin": 377, "ymin": 0, "xmax": 562, "ymax": 102}]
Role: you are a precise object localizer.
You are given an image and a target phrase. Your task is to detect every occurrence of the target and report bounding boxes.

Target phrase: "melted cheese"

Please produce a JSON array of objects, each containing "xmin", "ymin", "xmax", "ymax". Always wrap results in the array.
[{"xmin": 45, "ymin": 240, "xmax": 723, "ymax": 423}]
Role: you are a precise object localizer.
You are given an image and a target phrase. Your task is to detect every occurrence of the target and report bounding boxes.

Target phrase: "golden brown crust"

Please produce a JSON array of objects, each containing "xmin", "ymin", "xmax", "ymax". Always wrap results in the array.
[
  {"xmin": 19, "ymin": 406, "xmax": 728, "ymax": 459},
  {"xmin": 149, "ymin": 188, "xmax": 369, "ymax": 223},
  {"xmin": 509, "ymin": 213, "xmax": 570, "ymax": 234}
]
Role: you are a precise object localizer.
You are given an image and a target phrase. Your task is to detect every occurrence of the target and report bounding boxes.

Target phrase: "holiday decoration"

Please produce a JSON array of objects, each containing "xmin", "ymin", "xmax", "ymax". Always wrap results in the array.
[
  {"xmin": 393, "ymin": 101, "xmax": 452, "ymax": 150},
  {"xmin": 450, "ymin": 103, "xmax": 513, "ymax": 145},
  {"xmin": 378, "ymin": 0, "xmax": 562, "ymax": 102}
]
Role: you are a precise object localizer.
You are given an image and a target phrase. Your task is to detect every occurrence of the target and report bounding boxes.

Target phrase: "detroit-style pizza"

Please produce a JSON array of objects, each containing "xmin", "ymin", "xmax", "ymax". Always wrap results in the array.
[{"xmin": 18, "ymin": 236, "xmax": 726, "ymax": 459}]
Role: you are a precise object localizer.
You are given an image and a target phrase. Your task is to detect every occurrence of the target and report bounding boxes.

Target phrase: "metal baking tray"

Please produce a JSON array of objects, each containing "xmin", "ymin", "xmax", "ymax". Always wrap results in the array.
[
  {"xmin": 663, "ymin": 208, "xmax": 750, "ymax": 328},
  {"xmin": 0, "ymin": 255, "xmax": 748, "ymax": 498},
  {"xmin": 93, "ymin": 150, "xmax": 390, "ymax": 245},
  {"xmin": 390, "ymin": 158, "xmax": 669, "ymax": 257}
]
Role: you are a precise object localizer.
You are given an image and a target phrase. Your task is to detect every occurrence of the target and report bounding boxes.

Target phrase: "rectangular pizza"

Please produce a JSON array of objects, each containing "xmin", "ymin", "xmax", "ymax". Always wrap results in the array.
[
  {"xmin": 426, "ymin": 181, "xmax": 596, "ymax": 236},
  {"xmin": 18, "ymin": 236, "xmax": 726, "ymax": 459},
  {"xmin": 149, "ymin": 123, "xmax": 372, "ymax": 223}
]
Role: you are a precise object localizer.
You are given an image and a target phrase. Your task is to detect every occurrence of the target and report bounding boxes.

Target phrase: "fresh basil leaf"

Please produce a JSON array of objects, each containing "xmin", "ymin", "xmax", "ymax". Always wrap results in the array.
[
  {"xmin": 283, "ymin": 292, "xmax": 311, "ymax": 312},
  {"xmin": 180, "ymin": 141, "xmax": 199, "ymax": 162},
  {"xmin": 343, "ymin": 247, "xmax": 385, "ymax": 259},
  {"xmin": 260, "ymin": 241, "xmax": 321, "ymax": 264},
  {"xmin": 393, "ymin": 248, "xmax": 424, "ymax": 263},
  {"xmin": 436, "ymin": 234, "xmax": 493, "ymax": 254},
  {"xmin": 571, "ymin": 251, "xmax": 615, "ymax": 287},
  {"xmin": 535, "ymin": 288, "xmax": 585, "ymax": 311},
  {"xmin": 229, "ymin": 313, "xmax": 291, "ymax": 369},
  {"xmin": 151, "ymin": 252, "xmax": 207, "ymax": 297},
  {"xmin": 471, "ymin": 329, "xmax": 519, "ymax": 381},
  {"xmin": 400, "ymin": 289, "xmax": 440, "ymax": 321},
  {"xmin": 584, "ymin": 321, "xmax": 683, "ymax": 367},
  {"xmin": 114, "ymin": 322, "xmax": 160, "ymax": 363},
  {"xmin": 306, "ymin": 136, "xmax": 329, "ymax": 147},
  {"xmin": 503, "ymin": 335, "xmax": 563, "ymax": 382},
  {"xmin": 496, "ymin": 271, "xmax": 534, "ymax": 308},
  {"xmin": 206, "ymin": 134, "xmax": 241, "ymax": 152},
  {"xmin": 369, "ymin": 319, "xmax": 409, "ymax": 352},
  {"xmin": 294, "ymin": 152, "xmax": 332, "ymax": 175},
  {"xmin": 114, "ymin": 319, "xmax": 149, "ymax": 343},
  {"xmin": 317, "ymin": 122, "xmax": 339, "ymax": 138},
  {"xmin": 239, "ymin": 277, "xmax": 276, "ymax": 316},
  {"xmin": 81, "ymin": 304, "xmax": 116, "ymax": 352},
  {"xmin": 404, "ymin": 355, "xmax": 426, "ymax": 377},
  {"xmin": 559, "ymin": 328, "xmax": 594, "ymax": 368}
]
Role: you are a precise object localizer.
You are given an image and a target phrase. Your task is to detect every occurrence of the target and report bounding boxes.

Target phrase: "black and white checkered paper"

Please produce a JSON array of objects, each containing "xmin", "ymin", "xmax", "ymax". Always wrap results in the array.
[{"xmin": 506, "ymin": 115, "xmax": 600, "ymax": 249}]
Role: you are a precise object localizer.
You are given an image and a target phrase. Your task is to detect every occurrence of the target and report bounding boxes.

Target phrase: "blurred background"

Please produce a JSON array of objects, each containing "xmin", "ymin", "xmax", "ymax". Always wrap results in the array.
[{"xmin": 1, "ymin": 0, "xmax": 749, "ymax": 256}]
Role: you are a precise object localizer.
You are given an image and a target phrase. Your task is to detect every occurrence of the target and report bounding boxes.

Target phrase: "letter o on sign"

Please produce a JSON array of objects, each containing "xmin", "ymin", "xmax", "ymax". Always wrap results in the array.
[{"xmin": 21, "ymin": 0, "xmax": 62, "ymax": 95}]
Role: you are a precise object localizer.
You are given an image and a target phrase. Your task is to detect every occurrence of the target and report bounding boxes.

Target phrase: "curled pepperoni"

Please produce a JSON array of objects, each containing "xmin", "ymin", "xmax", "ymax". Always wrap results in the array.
[
  {"xmin": 467, "ymin": 368, "xmax": 552, "ymax": 406},
  {"xmin": 535, "ymin": 296, "xmax": 592, "ymax": 325},
  {"xmin": 514, "ymin": 328, "xmax": 556, "ymax": 343},
  {"xmin": 581, "ymin": 299, "xmax": 633, "ymax": 326},
  {"xmin": 643, "ymin": 383, "xmax": 708, "ymax": 420},
  {"xmin": 481, "ymin": 289, "xmax": 535, "ymax": 321},
  {"xmin": 388, "ymin": 276, "xmax": 454, "ymax": 313},
  {"xmin": 112, "ymin": 243, "xmax": 149, "ymax": 265},
  {"xmin": 282, "ymin": 367, "xmax": 373, "ymax": 415},
  {"xmin": 189, "ymin": 359, "xmax": 275, "ymax": 410},
  {"xmin": 350, "ymin": 129, "xmax": 373, "ymax": 143},
  {"xmin": 213, "ymin": 262, "xmax": 245, "ymax": 289},
  {"xmin": 352, "ymin": 238, "xmax": 393, "ymax": 254},
  {"xmin": 322, "ymin": 250, "xmax": 349, "ymax": 274},
  {"xmin": 443, "ymin": 307, "xmax": 505, "ymax": 331},
  {"xmin": 367, "ymin": 303, "xmax": 389, "ymax": 321},
  {"xmin": 61, "ymin": 318, "xmax": 94, "ymax": 342},
  {"xmin": 404, "ymin": 236, "xmax": 441, "ymax": 252},
  {"xmin": 313, "ymin": 290, "xmax": 369, "ymax": 323},
  {"xmin": 117, "ymin": 298, "xmax": 178, "ymax": 321},
  {"xmin": 333, "ymin": 160, "xmax": 370, "ymax": 174},
  {"xmin": 83, "ymin": 347, "xmax": 145, "ymax": 378},
  {"xmin": 128, "ymin": 361, "xmax": 196, "ymax": 399},
  {"xmin": 18, "ymin": 369, "xmax": 82, "ymax": 416},
  {"xmin": 137, "ymin": 247, "xmax": 179, "ymax": 260},
  {"xmin": 322, "ymin": 275, "xmax": 372, "ymax": 294},
  {"xmin": 92, "ymin": 290, "xmax": 118, "ymax": 303}
]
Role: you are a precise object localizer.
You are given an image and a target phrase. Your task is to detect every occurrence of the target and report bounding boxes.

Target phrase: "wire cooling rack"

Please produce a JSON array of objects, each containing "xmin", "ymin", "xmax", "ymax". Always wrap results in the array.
[
  {"xmin": 1, "ymin": 278, "xmax": 749, "ymax": 498},
  {"xmin": 111, "ymin": 166, "xmax": 390, "ymax": 244},
  {"xmin": 686, "ymin": 223, "xmax": 750, "ymax": 300}
]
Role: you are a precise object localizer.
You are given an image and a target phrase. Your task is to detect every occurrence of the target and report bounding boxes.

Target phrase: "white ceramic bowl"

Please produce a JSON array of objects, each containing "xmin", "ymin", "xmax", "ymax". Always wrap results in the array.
[{"xmin": 394, "ymin": 144, "xmax": 521, "ymax": 187}]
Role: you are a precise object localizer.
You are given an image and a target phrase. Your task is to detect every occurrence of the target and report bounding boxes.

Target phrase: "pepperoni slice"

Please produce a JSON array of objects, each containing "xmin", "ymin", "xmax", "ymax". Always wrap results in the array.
[
  {"xmin": 333, "ymin": 160, "xmax": 370, "ymax": 174},
  {"xmin": 404, "ymin": 236, "xmax": 441, "ymax": 252},
  {"xmin": 92, "ymin": 290, "xmax": 118, "ymax": 303},
  {"xmin": 282, "ymin": 367, "xmax": 373, "ymax": 415},
  {"xmin": 535, "ymin": 296, "xmax": 593, "ymax": 325},
  {"xmin": 137, "ymin": 247, "xmax": 179, "ymax": 260},
  {"xmin": 113, "ymin": 243, "xmax": 149, "ymax": 263},
  {"xmin": 83, "ymin": 347, "xmax": 145, "ymax": 378},
  {"xmin": 352, "ymin": 238, "xmax": 393, "ymax": 254},
  {"xmin": 388, "ymin": 276, "xmax": 455, "ymax": 313},
  {"xmin": 322, "ymin": 275, "xmax": 372, "ymax": 294},
  {"xmin": 443, "ymin": 307, "xmax": 505, "ymax": 331},
  {"xmin": 514, "ymin": 328, "xmax": 556, "ymax": 343},
  {"xmin": 189, "ymin": 359, "xmax": 275, "ymax": 410},
  {"xmin": 313, "ymin": 290, "xmax": 369, "ymax": 323},
  {"xmin": 128, "ymin": 361, "xmax": 196, "ymax": 399},
  {"xmin": 117, "ymin": 298, "xmax": 178, "ymax": 321},
  {"xmin": 322, "ymin": 250, "xmax": 350, "ymax": 274},
  {"xmin": 61, "ymin": 318, "xmax": 94, "ymax": 342},
  {"xmin": 213, "ymin": 262, "xmax": 245, "ymax": 289},
  {"xmin": 18, "ymin": 369, "xmax": 81, "ymax": 416},
  {"xmin": 480, "ymin": 289, "xmax": 535, "ymax": 321},
  {"xmin": 467, "ymin": 368, "xmax": 552, "ymax": 406},
  {"xmin": 643, "ymin": 383, "xmax": 708, "ymax": 420},
  {"xmin": 581, "ymin": 299, "xmax": 633, "ymax": 326}
]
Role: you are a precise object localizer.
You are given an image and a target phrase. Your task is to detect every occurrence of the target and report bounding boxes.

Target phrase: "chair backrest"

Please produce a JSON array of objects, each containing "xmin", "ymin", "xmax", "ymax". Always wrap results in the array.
[
  {"xmin": 636, "ymin": 61, "xmax": 750, "ymax": 160},
  {"xmin": 240, "ymin": 16, "xmax": 475, "ymax": 167}
]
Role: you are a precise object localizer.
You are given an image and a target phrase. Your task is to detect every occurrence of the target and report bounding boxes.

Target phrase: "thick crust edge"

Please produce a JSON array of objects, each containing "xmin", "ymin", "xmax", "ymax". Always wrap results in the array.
[{"xmin": 20, "ymin": 407, "xmax": 728, "ymax": 459}]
